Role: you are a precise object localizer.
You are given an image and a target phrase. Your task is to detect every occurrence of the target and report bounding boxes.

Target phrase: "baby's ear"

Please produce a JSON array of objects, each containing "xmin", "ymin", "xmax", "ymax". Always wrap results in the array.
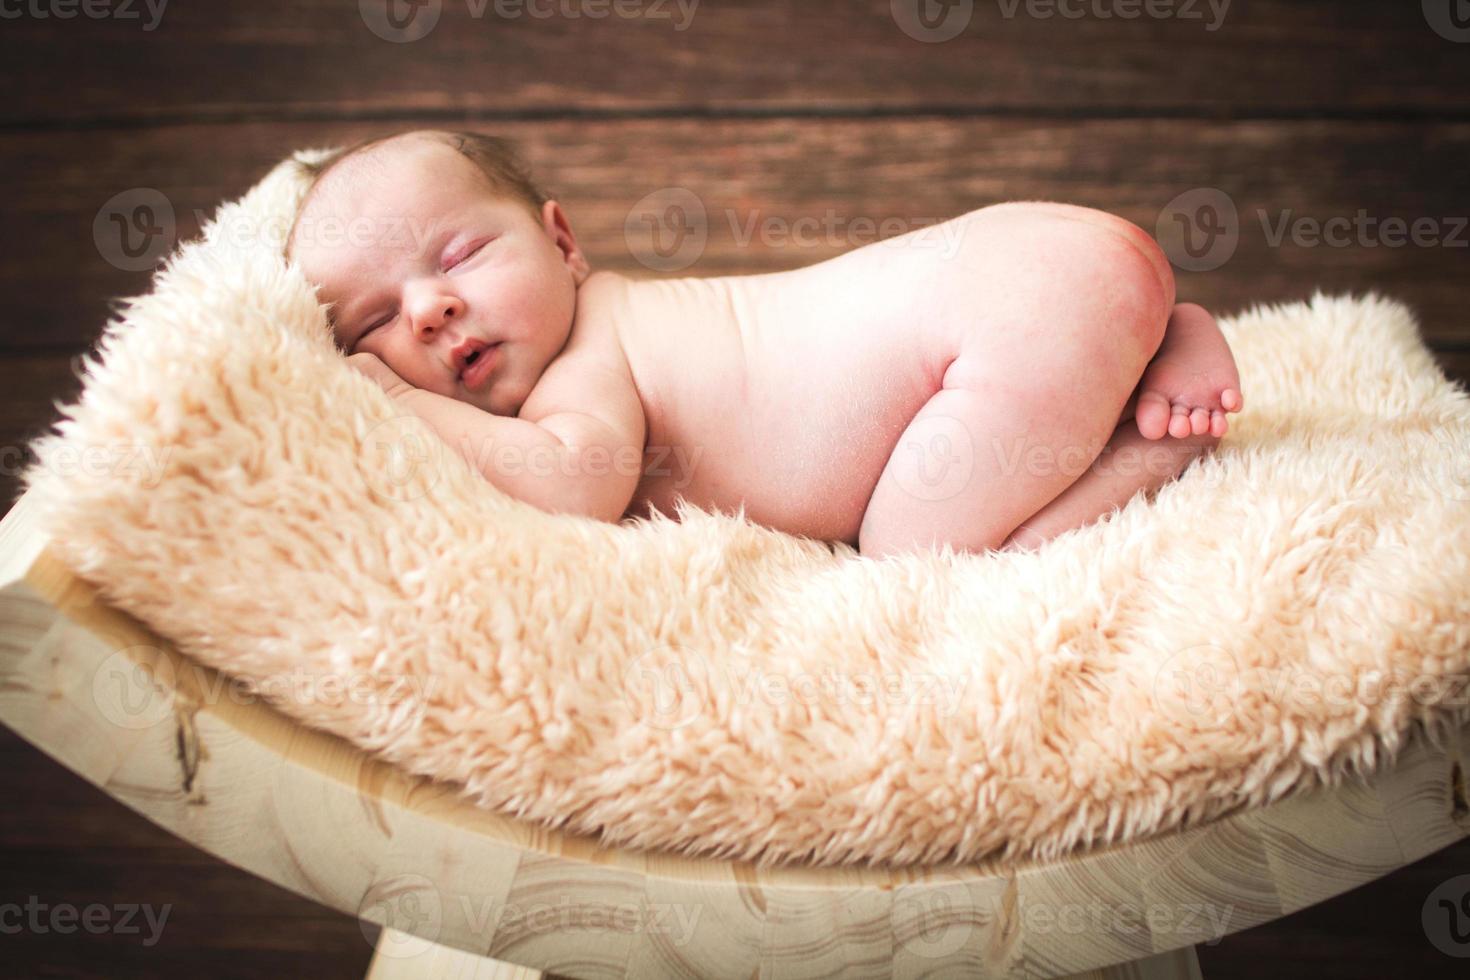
[{"xmin": 541, "ymin": 200, "xmax": 591, "ymax": 284}]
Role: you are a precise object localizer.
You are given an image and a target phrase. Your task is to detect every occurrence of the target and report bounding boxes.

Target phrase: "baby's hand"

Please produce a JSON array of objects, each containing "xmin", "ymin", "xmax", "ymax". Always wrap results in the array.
[{"xmin": 346, "ymin": 352, "xmax": 414, "ymax": 401}]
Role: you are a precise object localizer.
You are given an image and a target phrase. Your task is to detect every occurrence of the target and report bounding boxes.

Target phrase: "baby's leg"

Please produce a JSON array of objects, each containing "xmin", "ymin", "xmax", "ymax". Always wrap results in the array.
[
  {"xmin": 994, "ymin": 303, "xmax": 1240, "ymax": 551},
  {"xmin": 998, "ymin": 418, "xmax": 1219, "ymax": 552},
  {"xmin": 858, "ymin": 203, "xmax": 1174, "ymax": 559}
]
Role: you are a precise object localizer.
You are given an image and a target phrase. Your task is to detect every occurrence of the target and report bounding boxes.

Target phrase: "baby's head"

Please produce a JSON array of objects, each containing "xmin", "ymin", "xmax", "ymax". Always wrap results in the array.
[{"xmin": 285, "ymin": 128, "xmax": 590, "ymax": 417}]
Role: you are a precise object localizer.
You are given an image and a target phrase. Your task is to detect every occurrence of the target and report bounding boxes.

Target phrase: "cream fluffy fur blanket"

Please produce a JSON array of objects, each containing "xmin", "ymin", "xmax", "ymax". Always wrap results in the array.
[{"xmin": 21, "ymin": 149, "xmax": 1470, "ymax": 868}]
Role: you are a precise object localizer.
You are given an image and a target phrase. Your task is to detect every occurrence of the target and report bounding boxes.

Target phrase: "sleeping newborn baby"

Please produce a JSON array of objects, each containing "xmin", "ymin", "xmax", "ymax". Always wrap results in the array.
[{"xmin": 285, "ymin": 129, "xmax": 1243, "ymax": 559}]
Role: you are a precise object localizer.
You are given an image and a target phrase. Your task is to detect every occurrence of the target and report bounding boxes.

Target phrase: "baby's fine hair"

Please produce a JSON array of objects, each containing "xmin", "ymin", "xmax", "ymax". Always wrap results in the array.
[{"xmin": 284, "ymin": 128, "xmax": 550, "ymax": 258}]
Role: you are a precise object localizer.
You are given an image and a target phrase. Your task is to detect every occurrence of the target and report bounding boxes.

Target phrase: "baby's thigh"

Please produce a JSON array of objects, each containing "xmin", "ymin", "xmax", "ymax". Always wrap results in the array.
[{"xmin": 937, "ymin": 203, "xmax": 1173, "ymax": 391}]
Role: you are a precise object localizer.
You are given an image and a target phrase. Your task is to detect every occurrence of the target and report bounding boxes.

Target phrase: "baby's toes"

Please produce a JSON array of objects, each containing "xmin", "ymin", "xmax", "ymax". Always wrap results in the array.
[
  {"xmin": 1168, "ymin": 404, "xmax": 1194, "ymax": 439},
  {"xmin": 1189, "ymin": 406, "xmax": 1212, "ymax": 436},
  {"xmin": 1135, "ymin": 391, "xmax": 1173, "ymax": 441},
  {"xmin": 1221, "ymin": 387, "xmax": 1243, "ymax": 412},
  {"xmin": 1209, "ymin": 409, "xmax": 1229, "ymax": 439}
]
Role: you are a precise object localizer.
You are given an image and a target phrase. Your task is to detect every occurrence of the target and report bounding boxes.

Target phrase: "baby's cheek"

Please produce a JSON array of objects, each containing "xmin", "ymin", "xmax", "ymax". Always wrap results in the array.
[
  {"xmin": 543, "ymin": 275, "xmax": 579, "ymax": 333},
  {"xmin": 496, "ymin": 297, "xmax": 551, "ymax": 346}
]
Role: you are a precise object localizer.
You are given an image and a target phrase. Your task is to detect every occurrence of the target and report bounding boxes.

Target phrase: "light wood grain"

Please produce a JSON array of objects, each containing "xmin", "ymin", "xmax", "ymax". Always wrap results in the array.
[
  {"xmin": 368, "ymin": 929, "xmax": 545, "ymax": 979},
  {"xmin": 1, "ymin": 487, "xmax": 1466, "ymax": 978},
  {"xmin": 365, "ymin": 928, "xmax": 1203, "ymax": 978}
]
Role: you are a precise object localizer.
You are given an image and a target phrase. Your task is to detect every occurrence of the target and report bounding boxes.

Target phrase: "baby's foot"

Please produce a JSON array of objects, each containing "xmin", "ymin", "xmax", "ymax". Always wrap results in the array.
[{"xmin": 1133, "ymin": 303, "xmax": 1244, "ymax": 441}]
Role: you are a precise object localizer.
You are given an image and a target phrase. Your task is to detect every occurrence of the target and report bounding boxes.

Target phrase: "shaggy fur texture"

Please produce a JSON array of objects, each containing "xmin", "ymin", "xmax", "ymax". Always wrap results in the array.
[{"xmin": 20, "ymin": 149, "xmax": 1470, "ymax": 869}]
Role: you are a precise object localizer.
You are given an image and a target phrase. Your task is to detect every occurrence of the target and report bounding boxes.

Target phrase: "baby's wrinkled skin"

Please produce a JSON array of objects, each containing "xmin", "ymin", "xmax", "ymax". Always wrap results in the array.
[{"xmin": 288, "ymin": 132, "xmax": 1243, "ymax": 559}]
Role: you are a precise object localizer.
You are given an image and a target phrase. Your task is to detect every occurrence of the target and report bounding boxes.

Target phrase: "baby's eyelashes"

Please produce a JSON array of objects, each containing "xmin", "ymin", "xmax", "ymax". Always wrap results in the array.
[
  {"xmin": 445, "ymin": 239, "xmax": 488, "ymax": 269},
  {"xmin": 363, "ymin": 313, "xmax": 393, "ymax": 335},
  {"xmin": 443, "ymin": 233, "xmax": 496, "ymax": 268},
  {"xmin": 346, "ymin": 311, "xmax": 395, "ymax": 352}
]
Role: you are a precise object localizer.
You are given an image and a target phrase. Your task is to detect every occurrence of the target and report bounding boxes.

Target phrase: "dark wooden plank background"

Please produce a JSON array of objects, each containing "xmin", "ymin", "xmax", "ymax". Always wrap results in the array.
[{"xmin": 2, "ymin": 1, "xmax": 1467, "ymax": 976}]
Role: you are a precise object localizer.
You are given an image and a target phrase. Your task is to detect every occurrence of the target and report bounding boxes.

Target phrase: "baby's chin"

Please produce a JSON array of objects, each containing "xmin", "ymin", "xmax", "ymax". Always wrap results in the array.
[{"xmin": 459, "ymin": 376, "xmax": 509, "ymax": 416}]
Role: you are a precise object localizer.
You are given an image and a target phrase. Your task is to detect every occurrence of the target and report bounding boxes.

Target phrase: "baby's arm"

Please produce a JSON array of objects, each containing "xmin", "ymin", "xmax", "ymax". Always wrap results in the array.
[{"xmin": 347, "ymin": 353, "xmax": 642, "ymax": 523}]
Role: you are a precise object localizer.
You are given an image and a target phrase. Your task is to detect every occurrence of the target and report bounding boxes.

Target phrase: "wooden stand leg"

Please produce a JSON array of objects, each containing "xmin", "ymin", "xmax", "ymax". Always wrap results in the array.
[
  {"xmin": 365, "ymin": 927, "xmax": 543, "ymax": 980},
  {"xmin": 1062, "ymin": 945, "xmax": 1203, "ymax": 980}
]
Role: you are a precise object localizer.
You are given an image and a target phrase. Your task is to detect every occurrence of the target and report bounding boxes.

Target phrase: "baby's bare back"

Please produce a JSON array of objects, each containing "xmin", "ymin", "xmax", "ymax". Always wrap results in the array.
[
  {"xmin": 559, "ymin": 203, "xmax": 1219, "ymax": 558},
  {"xmin": 608, "ymin": 217, "xmax": 976, "ymax": 545}
]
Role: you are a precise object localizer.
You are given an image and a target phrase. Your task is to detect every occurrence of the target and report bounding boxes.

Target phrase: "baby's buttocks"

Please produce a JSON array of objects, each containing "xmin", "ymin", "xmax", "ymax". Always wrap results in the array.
[{"xmin": 615, "ymin": 240, "xmax": 955, "ymax": 544}]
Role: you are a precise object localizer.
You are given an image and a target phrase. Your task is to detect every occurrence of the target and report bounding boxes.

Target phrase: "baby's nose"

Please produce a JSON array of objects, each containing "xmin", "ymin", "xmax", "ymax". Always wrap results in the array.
[{"xmin": 412, "ymin": 297, "xmax": 463, "ymax": 335}]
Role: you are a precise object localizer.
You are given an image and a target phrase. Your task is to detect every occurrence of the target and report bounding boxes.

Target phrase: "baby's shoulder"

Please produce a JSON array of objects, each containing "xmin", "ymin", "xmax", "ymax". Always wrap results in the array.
[{"xmin": 520, "ymin": 272, "xmax": 640, "ymax": 419}]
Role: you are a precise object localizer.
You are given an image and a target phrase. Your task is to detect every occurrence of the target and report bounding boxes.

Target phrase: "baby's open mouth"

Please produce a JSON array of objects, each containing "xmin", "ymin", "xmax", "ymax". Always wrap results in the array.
[{"xmin": 460, "ymin": 342, "xmax": 503, "ymax": 389}]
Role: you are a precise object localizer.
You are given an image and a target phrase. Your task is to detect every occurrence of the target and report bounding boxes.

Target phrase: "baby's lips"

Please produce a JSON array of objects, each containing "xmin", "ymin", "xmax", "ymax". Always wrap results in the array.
[
  {"xmin": 450, "ymin": 341, "xmax": 476, "ymax": 376},
  {"xmin": 458, "ymin": 341, "xmax": 503, "ymax": 391}
]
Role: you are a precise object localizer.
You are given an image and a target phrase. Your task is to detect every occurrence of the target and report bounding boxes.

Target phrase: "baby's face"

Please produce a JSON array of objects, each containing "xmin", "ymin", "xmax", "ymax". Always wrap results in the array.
[{"xmin": 288, "ymin": 135, "xmax": 588, "ymax": 417}]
